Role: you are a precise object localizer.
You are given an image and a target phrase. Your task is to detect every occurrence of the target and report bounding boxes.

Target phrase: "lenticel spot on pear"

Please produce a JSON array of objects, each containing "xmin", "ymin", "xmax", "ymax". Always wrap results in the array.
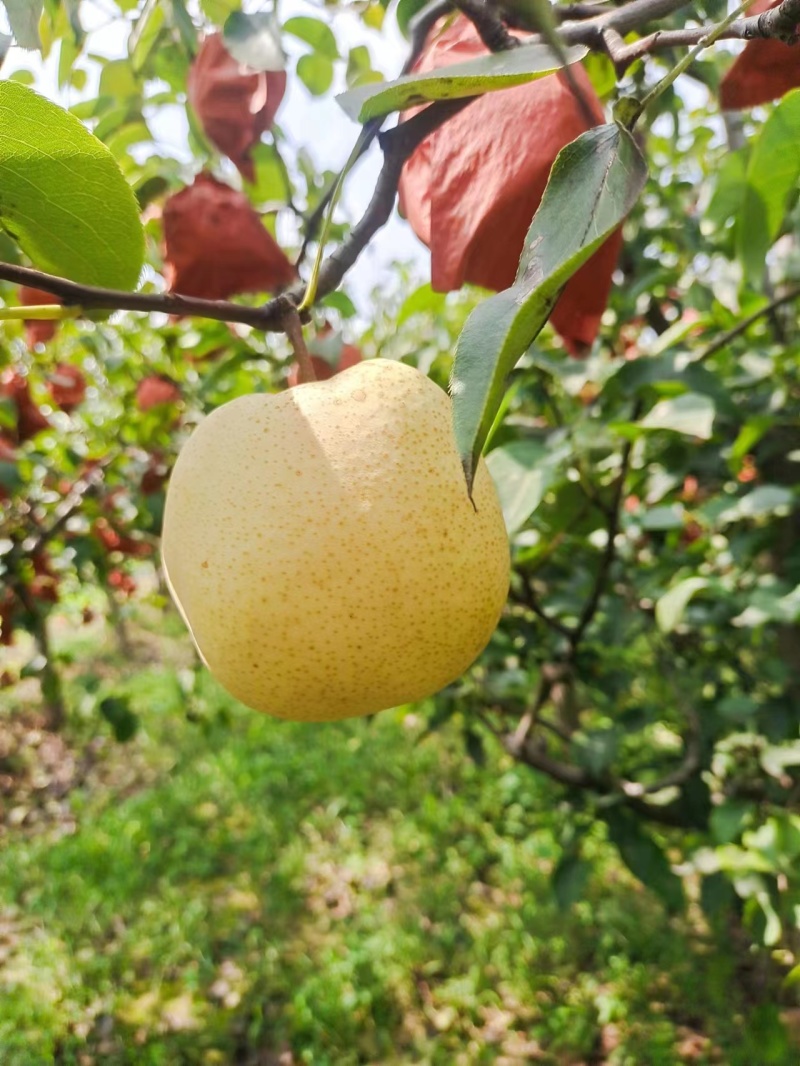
[{"xmin": 161, "ymin": 358, "xmax": 510, "ymax": 722}]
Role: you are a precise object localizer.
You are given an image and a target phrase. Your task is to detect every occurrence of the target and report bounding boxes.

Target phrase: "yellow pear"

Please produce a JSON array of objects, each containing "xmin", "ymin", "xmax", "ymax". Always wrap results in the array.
[{"xmin": 161, "ymin": 358, "xmax": 509, "ymax": 722}]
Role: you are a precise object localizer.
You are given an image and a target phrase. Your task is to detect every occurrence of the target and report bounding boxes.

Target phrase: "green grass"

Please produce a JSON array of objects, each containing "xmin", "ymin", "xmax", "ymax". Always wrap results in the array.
[{"xmin": 0, "ymin": 618, "xmax": 793, "ymax": 1065}]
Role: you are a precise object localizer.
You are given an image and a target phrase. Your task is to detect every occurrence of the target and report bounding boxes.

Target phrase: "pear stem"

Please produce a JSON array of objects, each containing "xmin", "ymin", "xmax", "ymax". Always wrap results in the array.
[{"xmin": 285, "ymin": 312, "xmax": 317, "ymax": 385}]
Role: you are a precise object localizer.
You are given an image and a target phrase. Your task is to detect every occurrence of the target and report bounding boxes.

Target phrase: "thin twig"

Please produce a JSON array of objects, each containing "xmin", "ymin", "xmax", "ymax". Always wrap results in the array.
[
  {"xmin": 519, "ymin": 577, "xmax": 575, "ymax": 639},
  {"xmin": 296, "ymin": 0, "xmax": 454, "ymax": 266},
  {"xmin": 569, "ymin": 404, "xmax": 641, "ymax": 650},
  {"xmin": 454, "ymin": 0, "xmax": 520, "ymax": 50},
  {"xmin": 284, "ymin": 311, "xmax": 317, "ymax": 384},
  {"xmin": 0, "ymin": 102, "xmax": 472, "ymax": 336},
  {"xmin": 619, "ymin": 707, "xmax": 701, "ymax": 796},
  {"xmin": 696, "ymin": 284, "xmax": 800, "ymax": 363},
  {"xmin": 0, "ymin": 264, "xmax": 300, "ymax": 333}
]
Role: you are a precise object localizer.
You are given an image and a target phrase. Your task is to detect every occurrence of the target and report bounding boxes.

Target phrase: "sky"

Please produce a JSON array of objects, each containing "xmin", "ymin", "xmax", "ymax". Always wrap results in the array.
[{"xmin": 1, "ymin": 0, "xmax": 429, "ymax": 313}]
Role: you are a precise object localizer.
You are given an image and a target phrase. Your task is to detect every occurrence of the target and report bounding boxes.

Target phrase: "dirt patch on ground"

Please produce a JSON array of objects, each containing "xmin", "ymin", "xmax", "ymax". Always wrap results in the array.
[{"xmin": 0, "ymin": 710, "xmax": 95, "ymax": 839}]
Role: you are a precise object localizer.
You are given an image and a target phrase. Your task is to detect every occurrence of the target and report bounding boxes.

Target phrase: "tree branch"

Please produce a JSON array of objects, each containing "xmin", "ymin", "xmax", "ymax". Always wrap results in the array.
[
  {"xmin": 594, "ymin": 0, "xmax": 800, "ymax": 70},
  {"xmin": 696, "ymin": 283, "xmax": 800, "ymax": 363},
  {"xmin": 568, "ymin": 418, "xmax": 638, "ymax": 651},
  {"xmin": 518, "ymin": 576, "xmax": 575, "ymax": 639},
  {"xmin": 5, "ymin": 0, "xmax": 794, "ymax": 339},
  {"xmin": 454, "ymin": 0, "xmax": 520, "ymax": 50},
  {"xmin": 619, "ymin": 707, "xmax": 702, "ymax": 797},
  {"xmin": 0, "ymin": 263, "xmax": 300, "ymax": 333},
  {"xmin": 296, "ymin": 0, "xmax": 496, "ymax": 267},
  {"xmin": 0, "ymin": 99, "xmax": 474, "ymax": 336}
]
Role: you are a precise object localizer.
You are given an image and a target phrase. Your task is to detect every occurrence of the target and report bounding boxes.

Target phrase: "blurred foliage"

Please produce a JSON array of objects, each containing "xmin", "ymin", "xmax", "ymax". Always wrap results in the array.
[
  {"xmin": 0, "ymin": 0, "xmax": 799, "ymax": 1059},
  {"xmin": 0, "ymin": 616, "xmax": 793, "ymax": 1064}
]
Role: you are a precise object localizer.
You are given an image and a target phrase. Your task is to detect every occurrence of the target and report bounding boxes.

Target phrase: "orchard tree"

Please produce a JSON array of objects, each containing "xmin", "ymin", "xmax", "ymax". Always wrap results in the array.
[{"xmin": 1, "ymin": 0, "xmax": 800, "ymax": 982}]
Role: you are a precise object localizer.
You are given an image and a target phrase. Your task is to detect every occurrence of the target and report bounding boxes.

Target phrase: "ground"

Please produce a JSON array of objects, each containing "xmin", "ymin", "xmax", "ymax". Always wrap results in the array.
[{"xmin": 0, "ymin": 605, "xmax": 794, "ymax": 1065}]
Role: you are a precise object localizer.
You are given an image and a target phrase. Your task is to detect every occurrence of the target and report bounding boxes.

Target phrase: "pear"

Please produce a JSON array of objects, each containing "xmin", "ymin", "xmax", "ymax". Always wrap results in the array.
[{"xmin": 161, "ymin": 358, "xmax": 509, "ymax": 722}]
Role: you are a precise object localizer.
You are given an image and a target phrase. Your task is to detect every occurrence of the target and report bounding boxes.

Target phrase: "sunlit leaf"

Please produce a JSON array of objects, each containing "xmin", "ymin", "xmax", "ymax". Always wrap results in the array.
[
  {"xmin": 283, "ymin": 16, "xmax": 338, "ymax": 59},
  {"xmin": 0, "ymin": 81, "xmax": 144, "ymax": 289},
  {"xmin": 639, "ymin": 393, "xmax": 715, "ymax": 439},
  {"xmin": 336, "ymin": 41, "xmax": 588, "ymax": 122},
  {"xmin": 655, "ymin": 577, "xmax": 708, "ymax": 633},
  {"xmin": 737, "ymin": 90, "xmax": 800, "ymax": 285},
  {"xmin": 224, "ymin": 10, "xmax": 284, "ymax": 72},
  {"xmin": 485, "ymin": 440, "xmax": 555, "ymax": 534},
  {"xmin": 298, "ymin": 52, "xmax": 334, "ymax": 96}
]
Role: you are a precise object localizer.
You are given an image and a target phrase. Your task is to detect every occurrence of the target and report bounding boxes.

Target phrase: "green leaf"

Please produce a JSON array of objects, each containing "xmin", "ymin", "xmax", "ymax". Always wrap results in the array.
[
  {"xmin": 0, "ymin": 458, "xmax": 22, "ymax": 495},
  {"xmin": 716, "ymin": 695, "xmax": 759, "ymax": 722},
  {"xmin": 705, "ymin": 148, "xmax": 747, "ymax": 231},
  {"xmin": 396, "ymin": 0, "xmax": 429, "ymax": 38},
  {"xmin": 451, "ymin": 123, "xmax": 647, "ymax": 488},
  {"xmin": 639, "ymin": 393, "xmax": 715, "ymax": 439},
  {"xmin": 655, "ymin": 576, "xmax": 708, "ymax": 633},
  {"xmin": 346, "ymin": 44, "xmax": 382, "ymax": 90},
  {"xmin": 298, "ymin": 52, "xmax": 334, "ymax": 96},
  {"xmin": 224, "ymin": 10, "xmax": 285, "ymax": 72},
  {"xmin": 99, "ymin": 695, "xmax": 140, "ymax": 742},
  {"xmin": 320, "ymin": 290, "xmax": 358, "ymax": 318},
  {"xmin": 250, "ymin": 142, "xmax": 292, "ymax": 202},
  {"xmin": 737, "ymin": 90, "xmax": 800, "ymax": 285},
  {"xmin": 129, "ymin": 0, "xmax": 165, "ymax": 73},
  {"xmin": 336, "ymin": 41, "xmax": 588, "ymax": 122},
  {"xmin": 729, "ymin": 414, "xmax": 774, "ymax": 469},
  {"xmin": 606, "ymin": 351, "xmax": 732, "ymax": 414},
  {"xmin": 718, "ymin": 485, "xmax": 793, "ymax": 525},
  {"xmin": 199, "ymin": 0, "xmax": 238, "ymax": 23},
  {"xmin": 485, "ymin": 440, "xmax": 554, "ymax": 534},
  {"xmin": 396, "ymin": 283, "xmax": 446, "ymax": 325},
  {"xmin": 733, "ymin": 584, "xmax": 800, "ymax": 628},
  {"xmin": 573, "ymin": 727, "xmax": 620, "ymax": 776},
  {"xmin": 169, "ymin": 0, "xmax": 197, "ymax": 52},
  {"xmin": 3, "ymin": 0, "xmax": 42, "ymax": 49},
  {"xmin": 98, "ymin": 58, "xmax": 140, "ymax": 101},
  {"xmin": 760, "ymin": 741, "xmax": 800, "ymax": 781},
  {"xmin": 0, "ymin": 81, "xmax": 145, "ymax": 289},
  {"xmin": 710, "ymin": 800, "xmax": 754, "ymax": 844},
  {"xmin": 283, "ymin": 16, "xmax": 338, "ymax": 59},
  {"xmin": 605, "ymin": 807, "xmax": 684, "ymax": 912},
  {"xmin": 552, "ymin": 855, "xmax": 590, "ymax": 910}
]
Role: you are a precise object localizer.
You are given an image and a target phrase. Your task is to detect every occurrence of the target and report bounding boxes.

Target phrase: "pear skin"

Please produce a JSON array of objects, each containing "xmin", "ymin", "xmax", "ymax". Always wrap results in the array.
[{"xmin": 162, "ymin": 358, "xmax": 509, "ymax": 721}]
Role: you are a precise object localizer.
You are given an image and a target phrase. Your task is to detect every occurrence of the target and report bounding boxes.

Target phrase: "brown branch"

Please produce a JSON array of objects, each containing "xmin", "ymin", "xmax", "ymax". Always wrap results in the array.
[
  {"xmin": 568, "ymin": 407, "xmax": 640, "ymax": 650},
  {"xmin": 454, "ymin": 0, "xmax": 520, "ymax": 50},
  {"xmin": 553, "ymin": 2, "xmax": 615, "ymax": 22},
  {"xmin": 505, "ymin": 733, "xmax": 591, "ymax": 786},
  {"xmin": 25, "ymin": 460, "xmax": 111, "ymax": 556},
  {"xmin": 0, "ymin": 263, "xmax": 300, "ymax": 333},
  {"xmin": 518, "ymin": 576, "xmax": 575, "ymax": 639},
  {"xmin": 284, "ymin": 310, "xmax": 317, "ymax": 384},
  {"xmin": 0, "ymin": 101, "xmax": 473, "ymax": 337},
  {"xmin": 597, "ymin": 0, "xmax": 800, "ymax": 69},
  {"xmin": 508, "ymin": 726, "xmax": 702, "ymax": 826},
  {"xmin": 696, "ymin": 283, "xmax": 800, "ymax": 363},
  {"xmin": 619, "ymin": 708, "xmax": 701, "ymax": 796},
  {"xmin": 295, "ymin": 121, "xmax": 381, "ymax": 269},
  {"xmin": 311, "ymin": 99, "xmax": 474, "ymax": 300}
]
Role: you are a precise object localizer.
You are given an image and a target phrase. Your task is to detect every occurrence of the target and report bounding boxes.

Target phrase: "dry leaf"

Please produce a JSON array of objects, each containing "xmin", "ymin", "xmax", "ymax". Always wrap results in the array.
[
  {"xmin": 162, "ymin": 173, "xmax": 296, "ymax": 300},
  {"xmin": 188, "ymin": 33, "xmax": 286, "ymax": 183},
  {"xmin": 398, "ymin": 15, "xmax": 622, "ymax": 355},
  {"xmin": 720, "ymin": 0, "xmax": 800, "ymax": 110}
]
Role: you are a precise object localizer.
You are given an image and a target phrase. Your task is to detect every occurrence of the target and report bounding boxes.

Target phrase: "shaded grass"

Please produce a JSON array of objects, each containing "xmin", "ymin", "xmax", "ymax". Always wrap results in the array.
[{"xmin": 0, "ymin": 624, "xmax": 793, "ymax": 1065}]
